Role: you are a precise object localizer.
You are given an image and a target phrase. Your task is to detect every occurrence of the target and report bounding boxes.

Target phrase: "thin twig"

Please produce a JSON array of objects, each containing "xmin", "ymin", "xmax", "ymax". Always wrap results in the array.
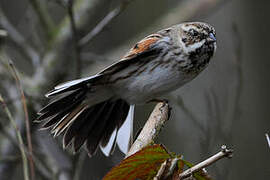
[
  {"xmin": 154, "ymin": 160, "xmax": 168, "ymax": 180},
  {"xmin": 7, "ymin": 60, "xmax": 35, "ymax": 180},
  {"xmin": 0, "ymin": 120, "xmax": 52, "ymax": 179},
  {"xmin": 78, "ymin": 0, "xmax": 134, "ymax": 47},
  {"xmin": 28, "ymin": 0, "xmax": 55, "ymax": 39},
  {"xmin": 0, "ymin": 29, "xmax": 7, "ymax": 48},
  {"xmin": 154, "ymin": 157, "xmax": 179, "ymax": 180},
  {"xmin": 0, "ymin": 156, "xmax": 20, "ymax": 163},
  {"xmin": 0, "ymin": 1, "xmax": 103, "ymax": 178},
  {"xmin": 0, "ymin": 122, "xmax": 19, "ymax": 148},
  {"xmin": 0, "ymin": 94, "xmax": 30, "ymax": 180},
  {"xmin": 0, "ymin": 6, "xmax": 40, "ymax": 67},
  {"xmin": 0, "ymin": 121, "xmax": 52, "ymax": 179},
  {"xmin": 67, "ymin": 0, "xmax": 82, "ymax": 78},
  {"xmin": 126, "ymin": 102, "xmax": 171, "ymax": 157},
  {"xmin": 179, "ymin": 145, "xmax": 233, "ymax": 179},
  {"xmin": 27, "ymin": 0, "xmax": 114, "ymax": 95}
]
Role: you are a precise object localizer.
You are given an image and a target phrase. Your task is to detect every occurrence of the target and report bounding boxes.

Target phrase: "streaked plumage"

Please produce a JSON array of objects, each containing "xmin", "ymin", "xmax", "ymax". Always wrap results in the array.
[{"xmin": 37, "ymin": 22, "xmax": 217, "ymax": 157}]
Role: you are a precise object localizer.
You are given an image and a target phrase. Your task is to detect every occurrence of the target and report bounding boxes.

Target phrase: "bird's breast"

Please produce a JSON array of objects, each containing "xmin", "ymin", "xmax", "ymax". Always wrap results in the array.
[{"xmin": 110, "ymin": 58, "xmax": 194, "ymax": 104}]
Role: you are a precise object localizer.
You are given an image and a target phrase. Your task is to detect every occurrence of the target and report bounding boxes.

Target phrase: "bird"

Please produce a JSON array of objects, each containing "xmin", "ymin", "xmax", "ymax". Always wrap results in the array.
[{"xmin": 36, "ymin": 22, "xmax": 217, "ymax": 157}]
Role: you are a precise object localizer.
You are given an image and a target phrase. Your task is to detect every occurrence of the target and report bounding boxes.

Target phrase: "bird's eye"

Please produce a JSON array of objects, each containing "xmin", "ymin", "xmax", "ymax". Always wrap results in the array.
[
  {"xmin": 209, "ymin": 29, "xmax": 216, "ymax": 36},
  {"xmin": 182, "ymin": 38, "xmax": 187, "ymax": 43}
]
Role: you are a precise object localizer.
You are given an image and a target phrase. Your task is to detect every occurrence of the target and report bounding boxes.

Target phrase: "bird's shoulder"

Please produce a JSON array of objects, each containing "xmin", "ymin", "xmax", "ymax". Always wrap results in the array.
[{"xmin": 99, "ymin": 34, "xmax": 164, "ymax": 75}]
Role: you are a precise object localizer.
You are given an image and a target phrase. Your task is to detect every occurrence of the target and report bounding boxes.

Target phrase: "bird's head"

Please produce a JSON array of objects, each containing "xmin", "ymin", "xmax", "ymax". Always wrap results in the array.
[{"xmin": 178, "ymin": 22, "xmax": 217, "ymax": 57}]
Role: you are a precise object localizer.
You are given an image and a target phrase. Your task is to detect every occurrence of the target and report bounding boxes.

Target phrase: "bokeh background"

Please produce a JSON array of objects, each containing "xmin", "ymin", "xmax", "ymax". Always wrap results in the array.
[{"xmin": 0, "ymin": 0, "xmax": 269, "ymax": 179}]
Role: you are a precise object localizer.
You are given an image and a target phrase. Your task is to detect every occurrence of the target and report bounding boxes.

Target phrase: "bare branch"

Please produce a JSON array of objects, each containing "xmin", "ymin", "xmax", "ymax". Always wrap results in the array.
[
  {"xmin": 67, "ymin": 0, "xmax": 82, "ymax": 77},
  {"xmin": 0, "ymin": 29, "xmax": 7, "ymax": 49},
  {"xmin": 0, "ymin": 121, "xmax": 52, "ymax": 180},
  {"xmin": 154, "ymin": 157, "xmax": 179, "ymax": 180},
  {"xmin": 28, "ymin": 0, "xmax": 55, "ymax": 39},
  {"xmin": 26, "ymin": 0, "xmax": 108, "ymax": 96},
  {"xmin": 179, "ymin": 145, "xmax": 233, "ymax": 179},
  {"xmin": 0, "ymin": 2, "xmax": 106, "ymax": 179},
  {"xmin": 0, "ymin": 122, "xmax": 18, "ymax": 148},
  {"xmin": 126, "ymin": 102, "xmax": 171, "ymax": 157},
  {"xmin": 35, "ymin": 132, "xmax": 73, "ymax": 180},
  {"xmin": 7, "ymin": 59, "xmax": 35, "ymax": 180},
  {"xmin": 78, "ymin": 0, "xmax": 134, "ymax": 47},
  {"xmin": 0, "ymin": 7, "xmax": 40, "ymax": 67},
  {"xmin": 0, "ymin": 94, "xmax": 30, "ymax": 180},
  {"xmin": 154, "ymin": 160, "xmax": 168, "ymax": 180}
]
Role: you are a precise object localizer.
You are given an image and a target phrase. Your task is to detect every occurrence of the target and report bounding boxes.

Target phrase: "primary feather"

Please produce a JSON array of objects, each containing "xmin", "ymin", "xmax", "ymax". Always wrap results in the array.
[{"xmin": 38, "ymin": 74, "xmax": 131, "ymax": 157}]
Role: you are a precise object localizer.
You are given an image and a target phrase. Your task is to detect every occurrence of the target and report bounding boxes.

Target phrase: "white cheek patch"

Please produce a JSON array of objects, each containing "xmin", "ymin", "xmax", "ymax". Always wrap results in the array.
[{"xmin": 185, "ymin": 39, "xmax": 206, "ymax": 53}]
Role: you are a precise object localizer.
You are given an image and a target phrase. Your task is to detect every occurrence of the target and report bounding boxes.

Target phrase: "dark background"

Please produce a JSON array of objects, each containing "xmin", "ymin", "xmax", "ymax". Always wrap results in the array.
[{"xmin": 0, "ymin": 0, "xmax": 269, "ymax": 179}]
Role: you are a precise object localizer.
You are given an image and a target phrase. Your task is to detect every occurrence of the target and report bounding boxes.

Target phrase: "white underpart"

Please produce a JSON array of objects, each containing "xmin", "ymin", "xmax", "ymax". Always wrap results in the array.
[
  {"xmin": 185, "ymin": 39, "xmax": 206, "ymax": 54},
  {"xmin": 100, "ymin": 129, "xmax": 118, "ymax": 156},
  {"xmin": 117, "ymin": 105, "xmax": 135, "ymax": 154}
]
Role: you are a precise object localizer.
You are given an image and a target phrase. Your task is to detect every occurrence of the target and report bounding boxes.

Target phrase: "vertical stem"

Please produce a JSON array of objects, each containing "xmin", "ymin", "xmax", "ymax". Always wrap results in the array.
[
  {"xmin": 0, "ymin": 95, "xmax": 30, "ymax": 180},
  {"xmin": 28, "ymin": 0, "xmax": 54, "ymax": 39},
  {"xmin": 7, "ymin": 60, "xmax": 35, "ymax": 180},
  {"xmin": 67, "ymin": 0, "xmax": 82, "ymax": 78}
]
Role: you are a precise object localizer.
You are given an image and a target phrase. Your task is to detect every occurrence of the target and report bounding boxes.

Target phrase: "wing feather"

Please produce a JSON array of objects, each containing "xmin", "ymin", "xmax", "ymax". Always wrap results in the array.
[{"xmin": 98, "ymin": 36, "xmax": 162, "ymax": 76}]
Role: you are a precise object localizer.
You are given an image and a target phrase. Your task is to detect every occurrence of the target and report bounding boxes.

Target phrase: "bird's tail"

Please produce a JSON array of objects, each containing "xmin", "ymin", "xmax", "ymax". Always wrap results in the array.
[{"xmin": 36, "ymin": 75, "xmax": 132, "ymax": 157}]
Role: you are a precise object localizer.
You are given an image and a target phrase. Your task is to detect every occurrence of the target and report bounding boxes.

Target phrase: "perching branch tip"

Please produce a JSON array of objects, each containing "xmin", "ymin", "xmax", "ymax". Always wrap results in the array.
[
  {"xmin": 178, "ymin": 145, "xmax": 234, "ymax": 179},
  {"xmin": 221, "ymin": 145, "xmax": 233, "ymax": 158}
]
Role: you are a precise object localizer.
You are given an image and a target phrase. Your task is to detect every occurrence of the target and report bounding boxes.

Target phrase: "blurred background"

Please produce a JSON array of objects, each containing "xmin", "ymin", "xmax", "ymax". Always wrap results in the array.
[{"xmin": 0, "ymin": 0, "xmax": 269, "ymax": 179}]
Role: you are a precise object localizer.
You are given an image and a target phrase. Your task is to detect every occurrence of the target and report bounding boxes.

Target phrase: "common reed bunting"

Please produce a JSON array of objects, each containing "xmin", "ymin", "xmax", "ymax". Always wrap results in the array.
[{"xmin": 37, "ymin": 22, "xmax": 217, "ymax": 157}]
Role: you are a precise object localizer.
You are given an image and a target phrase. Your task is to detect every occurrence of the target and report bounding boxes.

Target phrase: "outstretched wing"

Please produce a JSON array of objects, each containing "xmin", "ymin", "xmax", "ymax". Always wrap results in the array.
[{"xmin": 99, "ymin": 34, "xmax": 163, "ymax": 76}]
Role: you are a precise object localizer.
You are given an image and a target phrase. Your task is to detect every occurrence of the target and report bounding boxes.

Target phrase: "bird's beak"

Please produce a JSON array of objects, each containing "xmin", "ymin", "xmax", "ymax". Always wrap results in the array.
[{"xmin": 208, "ymin": 33, "xmax": 216, "ymax": 42}]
